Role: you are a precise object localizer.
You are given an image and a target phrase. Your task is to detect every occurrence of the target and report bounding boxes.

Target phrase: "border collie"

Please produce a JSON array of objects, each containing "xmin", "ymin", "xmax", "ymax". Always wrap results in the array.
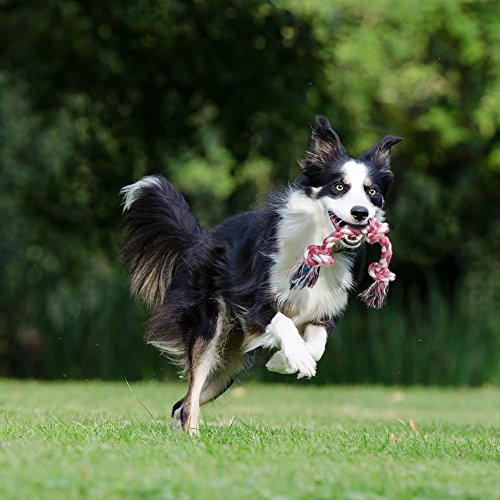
[{"xmin": 121, "ymin": 116, "xmax": 402, "ymax": 434}]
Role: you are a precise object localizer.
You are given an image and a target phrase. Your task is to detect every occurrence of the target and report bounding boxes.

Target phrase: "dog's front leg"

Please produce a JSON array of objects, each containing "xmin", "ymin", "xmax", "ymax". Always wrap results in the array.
[
  {"xmin": 302, "ymin": 324, "xmax": 328, "ymax": 362},
  {"xmin": 263, "ymin": 313, "xmax": 316, "ymax": 379},
  {"xmin": 266, "ymin": 319, "xmax": 335, "ymax": 376}
]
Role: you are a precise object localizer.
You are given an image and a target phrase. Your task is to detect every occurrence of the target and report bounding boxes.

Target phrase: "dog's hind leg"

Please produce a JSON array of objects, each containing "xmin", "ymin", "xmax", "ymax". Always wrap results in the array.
[
  {"xmin": 198, "ymin": 333, "xmax": 248, "ymax": 405},
  {"xmin": 176, "ymin": 313, "xmax": 224, "ymax": 435},
  {"xmin": 172, "ymin": 333, "xmax": 248, "ymax": 432}
]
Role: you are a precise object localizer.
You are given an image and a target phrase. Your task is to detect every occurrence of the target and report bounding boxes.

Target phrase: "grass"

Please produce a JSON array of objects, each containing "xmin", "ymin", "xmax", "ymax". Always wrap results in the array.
[{"xmin": 0, "ymin": 380, "xmax": 498, "ymax": 499}]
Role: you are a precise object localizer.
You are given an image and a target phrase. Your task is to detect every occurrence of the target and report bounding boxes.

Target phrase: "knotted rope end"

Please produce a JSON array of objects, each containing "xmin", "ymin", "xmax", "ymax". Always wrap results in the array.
[
  {"xmin": 288, "ymin": 262, "xmax": 320, "ymax": 290},
  {"xmin": 358, "ymin": 280, "xmax": 391, "ymax": 309}
]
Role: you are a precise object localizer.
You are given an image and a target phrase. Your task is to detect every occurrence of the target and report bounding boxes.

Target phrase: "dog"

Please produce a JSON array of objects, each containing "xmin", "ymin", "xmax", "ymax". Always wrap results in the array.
[{"xmin": 121, "ymin": 116, "xmax": 402, "ymax": 434}]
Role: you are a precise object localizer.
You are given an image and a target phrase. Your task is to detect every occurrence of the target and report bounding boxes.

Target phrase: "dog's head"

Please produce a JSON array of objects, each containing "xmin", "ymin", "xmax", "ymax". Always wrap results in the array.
[{"xmin": 299, "ymin": 116, "xmax": 403, "ymax": 248}]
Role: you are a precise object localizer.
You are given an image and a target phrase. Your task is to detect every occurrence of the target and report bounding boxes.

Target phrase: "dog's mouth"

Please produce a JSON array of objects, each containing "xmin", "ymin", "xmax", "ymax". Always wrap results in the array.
[{"xmin": 328, "ymin": 212, "xmax": 367, "ymax": 248}]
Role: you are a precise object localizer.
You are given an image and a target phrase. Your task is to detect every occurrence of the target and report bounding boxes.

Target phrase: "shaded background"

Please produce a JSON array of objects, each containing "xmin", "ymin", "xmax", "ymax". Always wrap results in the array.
[{"xmin": 0, "ymin": 0, "xmax": 498, "ymax": 385}]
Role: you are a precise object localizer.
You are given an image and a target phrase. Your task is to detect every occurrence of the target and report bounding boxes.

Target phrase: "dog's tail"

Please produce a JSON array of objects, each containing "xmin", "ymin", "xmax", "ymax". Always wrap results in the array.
[{"xmin": 121, "ymin": 175, "xmax": 205, "ymax": 309}]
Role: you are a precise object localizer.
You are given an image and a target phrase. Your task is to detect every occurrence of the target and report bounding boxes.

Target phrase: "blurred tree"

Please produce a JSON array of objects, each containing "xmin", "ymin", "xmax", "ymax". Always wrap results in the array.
[
  {"xmin": 1, "ymin": 0, "xmax": 320, "ymax": 227},
  {"xmin": 0, "ymin": 0, "xmax": 321, "ymax": 377}
]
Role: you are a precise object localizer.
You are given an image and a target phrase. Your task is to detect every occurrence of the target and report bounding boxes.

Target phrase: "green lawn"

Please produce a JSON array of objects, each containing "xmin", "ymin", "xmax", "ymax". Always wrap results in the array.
[{"xmin": 0, "ymin": 380, "xmax": 498, "ymax": 499}]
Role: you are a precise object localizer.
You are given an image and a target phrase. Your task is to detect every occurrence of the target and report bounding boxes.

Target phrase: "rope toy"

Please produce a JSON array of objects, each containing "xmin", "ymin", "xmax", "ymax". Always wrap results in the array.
[{"xmin": 288, "ymin": 218, "xmax": 395, "ymax": 309}]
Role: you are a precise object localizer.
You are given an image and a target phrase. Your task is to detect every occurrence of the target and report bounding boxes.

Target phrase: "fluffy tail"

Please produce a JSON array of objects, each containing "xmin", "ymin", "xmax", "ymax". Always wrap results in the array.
[{"xmin": 121, "ymin": 175, "xmax": 205, "ymax": 309}]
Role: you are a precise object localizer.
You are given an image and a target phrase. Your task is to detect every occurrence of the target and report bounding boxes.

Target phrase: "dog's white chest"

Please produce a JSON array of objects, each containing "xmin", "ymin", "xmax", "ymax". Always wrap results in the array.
[
  {"xmin": 271, "ymin": 254, "xmax": 353, "ymax": 326},
  {"xmin": 269, "ymin": 191, "xmax": 355, "ymax": 326}
]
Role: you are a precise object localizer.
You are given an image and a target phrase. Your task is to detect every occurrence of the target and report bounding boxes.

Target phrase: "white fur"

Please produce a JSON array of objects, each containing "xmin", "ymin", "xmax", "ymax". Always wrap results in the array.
[
  {"xmin": 148, "ymin": 339, "xmax": 186, "ymax": 370},
  {"xmin": 171, "ymin": 407, "xmax": 183, "ymax": 433},
  {"xmin": 264, "ymin": 351, "xmax": 292, "ymax": 374},
  {"xmin": 270, "ymin": 190, "xmax": 355, "ymax": 326},
  {"xmin": 319, "ymin": 160, "xmax": 378, "ymax": 225},
  {"xmin": 264, "ymin": 323, "xmax": 328, "ymax": 377},
  {"xmin": 120, "ymin": 176, "xmax": 163, "ymax": 211},
  {"xmin": 303, "ymin": 324, "xmax": 328, "ymax": 362},
  {"xmin": 241, "ymin": 325, "xmax": 277, "ymax": 353},
  {"xmin": 243, "ymin": 312, "xmax": 316, "ymax": 379}
]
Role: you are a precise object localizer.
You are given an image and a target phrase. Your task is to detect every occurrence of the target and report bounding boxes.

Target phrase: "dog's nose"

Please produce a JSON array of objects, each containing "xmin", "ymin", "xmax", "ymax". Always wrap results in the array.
[{"xmin": 351, "ymin": 206, "xmax": 369, "ymax": 221}]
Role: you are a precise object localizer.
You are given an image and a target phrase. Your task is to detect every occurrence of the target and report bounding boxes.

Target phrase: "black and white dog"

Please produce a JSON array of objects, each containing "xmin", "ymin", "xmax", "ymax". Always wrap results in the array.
[{"xmin": 121, "ymin": 116, "xmax": 402, "ymax": 434}]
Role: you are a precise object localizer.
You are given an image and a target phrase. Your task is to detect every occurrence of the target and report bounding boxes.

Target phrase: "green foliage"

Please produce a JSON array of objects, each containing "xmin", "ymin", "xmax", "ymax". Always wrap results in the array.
[
  {"xmin": 0, "ymin": 0, "xmax": 318, "ymax": 378},
  {"xmin": 0, "ymin": 0, "xmax": 498, "ymax": 383},
  {"xmin": 0, "ymin": 75, "xmax": 159, "ymax": 378},
  {"xmin": 0, "ymin": 381, "xmax": 499, "ymax": 498}
]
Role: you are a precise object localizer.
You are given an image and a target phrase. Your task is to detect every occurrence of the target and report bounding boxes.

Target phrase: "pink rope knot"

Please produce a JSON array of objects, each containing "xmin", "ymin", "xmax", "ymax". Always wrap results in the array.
[
  {"xmin": 367, "ymin": 263, "xmax": 395, "ymax": 282},
  {"xmin": 365, "ymin": 219, "xmax": 389, "ymax": 243},
  {"xmin": 288, "ymin": 217, "xmax": 396, "ymax": 309},
  {"xmin": 303, "ymin": 246, "xmax": 334, "ymax": 267}
]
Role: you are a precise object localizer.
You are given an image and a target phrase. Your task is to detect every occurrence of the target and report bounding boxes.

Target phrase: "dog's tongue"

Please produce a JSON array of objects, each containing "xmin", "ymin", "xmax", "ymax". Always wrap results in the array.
[{"xmin": 343, "ymin": 233, "xmax": 362, "ymax": 244}]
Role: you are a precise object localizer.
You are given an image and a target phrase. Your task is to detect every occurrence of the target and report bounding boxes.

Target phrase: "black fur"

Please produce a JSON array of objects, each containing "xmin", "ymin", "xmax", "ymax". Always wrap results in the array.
[
  {"xmin": 145, "ymin": 198, "xmax": 281, "ymax": 364},
  {"xmin": 122, "ymin": 178, "xmax": 206, "ymax": 309},
  {"xmin": 299, "ymin": 116, "xmax": 350, "ymax": 186},
  {"xmin": 358, "ymin": 135, "xmax": 404, "ymax": 190}
]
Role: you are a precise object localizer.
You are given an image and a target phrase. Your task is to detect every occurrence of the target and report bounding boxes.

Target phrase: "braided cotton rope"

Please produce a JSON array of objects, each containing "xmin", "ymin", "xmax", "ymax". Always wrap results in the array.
[{"xmin": 288, "ymin": 218, "xmax": 395, "ymax": 309}]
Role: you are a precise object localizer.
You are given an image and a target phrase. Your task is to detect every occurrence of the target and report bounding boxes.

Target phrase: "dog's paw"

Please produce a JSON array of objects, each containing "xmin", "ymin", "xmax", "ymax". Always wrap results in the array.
[
  {"xmin": 282, "ymin": 338, "xmax": 317, "ymax": 379},
  {"xmin": 265, "ymin": 351, "xmax": 295, "ymax": 374}
]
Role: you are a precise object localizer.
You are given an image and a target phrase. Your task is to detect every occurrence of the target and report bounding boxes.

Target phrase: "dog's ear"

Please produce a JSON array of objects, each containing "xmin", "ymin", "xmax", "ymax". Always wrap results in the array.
[
  {"xmin": 309, "ymin": 116, "xmax": 346, "ymax": 162},
  {"xmin": 299, "ymin": 116, "xmax": 348, "ymax": 181},
  {"xmin": 359, "ymin": 135, "xmax": 404, "ymax": 173}
]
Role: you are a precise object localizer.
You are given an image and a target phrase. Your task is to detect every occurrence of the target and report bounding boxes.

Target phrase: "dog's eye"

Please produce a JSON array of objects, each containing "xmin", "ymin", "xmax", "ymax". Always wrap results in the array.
[
  {"xmin": 368, "ymin": 188, "xmax": 377, "ymax": 196},
  {"xmin": 334, "ymin": 183, "xmax": 344, "ymax": 192}
]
